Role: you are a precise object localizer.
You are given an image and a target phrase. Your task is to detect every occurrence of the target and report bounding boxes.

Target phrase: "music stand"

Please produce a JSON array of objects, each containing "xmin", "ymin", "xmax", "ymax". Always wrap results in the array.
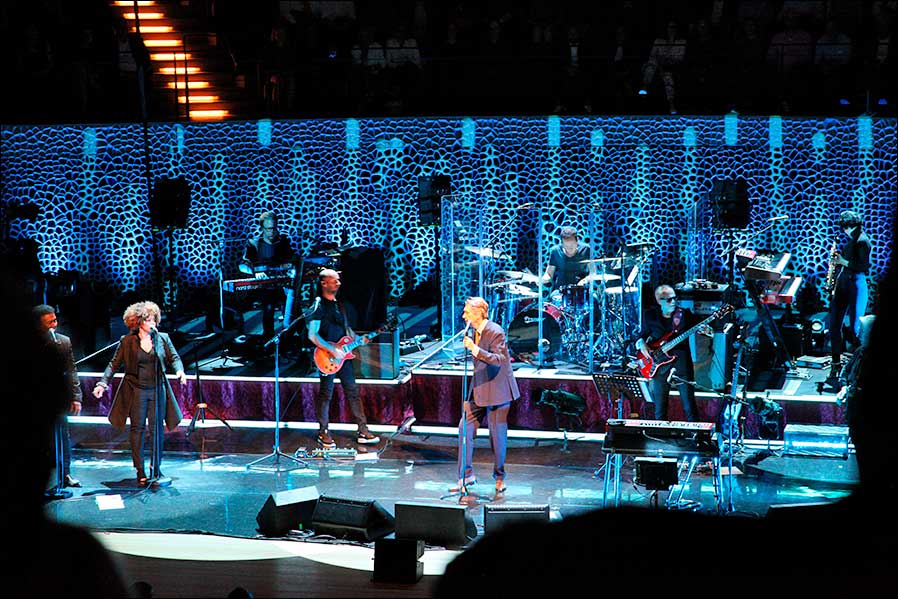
[
  {"xmin": 186, "ymin": 334, "xmax": 232, "ymax": 456},
  {"xmin": 592, "ymin": 372, "xmax": 650, "ymax": 508}
]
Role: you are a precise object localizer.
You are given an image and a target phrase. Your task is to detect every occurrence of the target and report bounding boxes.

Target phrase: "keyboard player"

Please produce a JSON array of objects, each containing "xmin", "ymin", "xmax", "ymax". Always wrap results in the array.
[{"xmin": 239, "ymin": 211, "xmax": 297, "ymax": 338}]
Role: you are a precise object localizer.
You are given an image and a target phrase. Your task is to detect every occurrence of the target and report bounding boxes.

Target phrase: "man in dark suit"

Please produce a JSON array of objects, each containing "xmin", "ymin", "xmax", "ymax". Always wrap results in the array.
[
  {"xmin": 33, "ymin": 304, "xmax": 83, "ymax": 488},
  {"xmin": 451, "ymin": 296, "xmax": 520, "ymax": 494}
]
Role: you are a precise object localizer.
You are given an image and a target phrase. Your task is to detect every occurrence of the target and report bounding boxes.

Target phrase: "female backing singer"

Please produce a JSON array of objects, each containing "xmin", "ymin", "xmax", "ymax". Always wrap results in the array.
[{"xmin": 93, "ymin": 301, "xmax": 187, "ymax": 486}]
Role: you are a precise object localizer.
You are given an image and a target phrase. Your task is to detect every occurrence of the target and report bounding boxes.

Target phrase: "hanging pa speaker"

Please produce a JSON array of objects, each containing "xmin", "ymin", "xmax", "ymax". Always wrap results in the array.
[
  {"xmin": 255, "ymin": 486, "xmax": 319, "ymax": 537},
  {"xmin": 150, "ymin": 177, "xmax": 191, "ymax": 228},
  {"xmin": 310, "ymin": 496, "xmax": 395, "ymax": 542},
  {"xmin": 710, "ymin": 178, "xmax": 750, "ymax": 229}
]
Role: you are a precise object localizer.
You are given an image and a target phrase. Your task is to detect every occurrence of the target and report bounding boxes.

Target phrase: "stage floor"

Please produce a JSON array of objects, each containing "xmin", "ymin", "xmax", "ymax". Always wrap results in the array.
[{"xmin": 46, "ymin": 424, "xmax": 858, "ymax": 597}]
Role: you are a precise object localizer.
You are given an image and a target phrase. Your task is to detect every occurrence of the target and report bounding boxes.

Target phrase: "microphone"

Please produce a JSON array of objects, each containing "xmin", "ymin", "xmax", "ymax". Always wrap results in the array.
[
  {"xmin": 666, "ymin": 367, "xmax": 677, "ymax": 384},
  {"xmin": 50, "ymin": 329, "xmax": 59, "ymax": 344},
  {"xmin": 408, "ymin": 334, "xmax": 427, "ymax": 344},
  {"xmin": 767, "ymin": 215, "xmax": 789, "ymax": 222},
  {"xmin": 515, "ymin": 202, "xmax": 535, "ymax": 210}
]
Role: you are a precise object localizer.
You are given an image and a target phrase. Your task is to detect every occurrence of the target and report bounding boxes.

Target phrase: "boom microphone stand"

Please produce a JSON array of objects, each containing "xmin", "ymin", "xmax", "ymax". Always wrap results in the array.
[{"xmin": 246, "ymin": 313, "xmax": 308, "ymax": 471}]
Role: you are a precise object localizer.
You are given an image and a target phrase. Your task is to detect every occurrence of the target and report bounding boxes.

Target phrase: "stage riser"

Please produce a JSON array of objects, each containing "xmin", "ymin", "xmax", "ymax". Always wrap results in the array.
[{"xmin": 77, "ymin": 375, "xmax": 847, "ymax": 435}]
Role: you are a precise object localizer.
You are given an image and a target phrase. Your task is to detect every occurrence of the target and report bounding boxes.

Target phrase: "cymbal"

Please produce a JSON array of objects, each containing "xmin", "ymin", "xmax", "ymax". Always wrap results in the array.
[
  {"xmin": 579, "ymin": 257, "xmax": 622, "ymax": 264},
  {"xmin": 465, "ymin": 245, "xmax": 511, "ymax": 260},
  {"xmin": 604, "ymin": 285, "xmax": 639, "ymax": 294},
  {"xmin": 497, "ymin": 270, "xmax": 541, "ymax": 284},
  {"xmin": 506, "ymin": 284, "xmax": 538, "ymax": 296},
  {"xmin": 577, "ymin": 273, "xmax": 622, "ymax": 285}
]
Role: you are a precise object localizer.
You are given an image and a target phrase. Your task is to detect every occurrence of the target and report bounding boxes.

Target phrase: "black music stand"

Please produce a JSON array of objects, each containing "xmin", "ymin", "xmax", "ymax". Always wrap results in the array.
[
  {"xmin": 592, "ymin": 372, "xmax": 650, "ymax": 508},
  {"xmin": 186, "ymin": 334, "xmax": 232, "ymax": 456}
]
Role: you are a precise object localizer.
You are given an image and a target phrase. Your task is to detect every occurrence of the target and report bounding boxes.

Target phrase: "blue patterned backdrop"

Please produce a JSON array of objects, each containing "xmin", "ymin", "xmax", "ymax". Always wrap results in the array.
[{"xmin": 2, "ymin": 115, "xmax": 895, "ymax": 313}]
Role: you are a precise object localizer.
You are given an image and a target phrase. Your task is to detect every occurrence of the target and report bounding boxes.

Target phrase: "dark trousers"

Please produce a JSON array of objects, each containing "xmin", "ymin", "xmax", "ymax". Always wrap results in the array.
[
  {"xmin": 457, "ymin": 400, "xmax": 510, "ymax": 481},
  {"xmin": 830, "ymin": 272, "xmax": 868, "ymax": 363},
  {"xmin": 57, "ymin": 416, "xmax": 72, "ymax": 477},
  {"xmin": 650, "ymin": 359, "xmax": 698, "ymax": 422},
  {"xmin": 128, "ymin": 387, "xmax": 159, "ymax": 475},
  {"xmin": 316, "ymin": 360, "xmax": 368, "ymax": 432}
]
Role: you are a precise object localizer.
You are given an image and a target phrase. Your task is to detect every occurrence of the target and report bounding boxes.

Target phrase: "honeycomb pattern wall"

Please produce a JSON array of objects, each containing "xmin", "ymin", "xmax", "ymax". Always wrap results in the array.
[{"xmin": 2, "ymin": 115, "xmax": 895, "ymax": 314}]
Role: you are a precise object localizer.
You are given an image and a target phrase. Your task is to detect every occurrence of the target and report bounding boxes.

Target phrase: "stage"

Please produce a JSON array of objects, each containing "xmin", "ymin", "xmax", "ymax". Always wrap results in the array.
[{"xmin": 50, "ymin": 376, "xmax": 858, "ymax": 597}]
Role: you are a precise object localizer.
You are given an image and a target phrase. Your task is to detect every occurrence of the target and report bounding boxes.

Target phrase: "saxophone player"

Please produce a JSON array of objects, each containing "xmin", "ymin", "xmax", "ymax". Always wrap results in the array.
[{"xmin": 826, "ymin": 210, "xmax": 871, "ymax": 386}]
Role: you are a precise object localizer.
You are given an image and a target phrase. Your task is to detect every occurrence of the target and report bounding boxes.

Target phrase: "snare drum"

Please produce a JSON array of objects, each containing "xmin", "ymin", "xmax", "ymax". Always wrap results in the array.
[
  {"xmin": 507, "ymin": 303, "xmax": 565, "ymax": 357},
  {"xmin": 559, "ymin": 284, "xmax": 589, "ymax": 313}
]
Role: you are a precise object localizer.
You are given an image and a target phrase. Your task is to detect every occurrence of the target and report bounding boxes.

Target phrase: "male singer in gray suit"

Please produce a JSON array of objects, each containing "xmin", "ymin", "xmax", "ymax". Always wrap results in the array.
[
  {"xmin": 451, "ymin": 296, "xmax": 520, "ymax": 494},
  {"xmin": 33, "ymin": 304, "xmax": 83, "ymax": 487}
]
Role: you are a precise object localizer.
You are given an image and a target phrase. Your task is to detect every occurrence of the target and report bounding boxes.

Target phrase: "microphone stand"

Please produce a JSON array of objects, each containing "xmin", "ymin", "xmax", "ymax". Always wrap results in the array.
[
  {"xmin": 149, "ymin": 329, "xmax": 172, "ymax": 487},
  {"xmin": 668, "ymin": 369, "xmax": 772, "ymax": 515},
  {"xmin": 246, "ymin": 312, "xmax": 308, "ymax": 471},
  {"xmin": 441, "ymin": 326, "xmax": 491, "ymax": 504}
]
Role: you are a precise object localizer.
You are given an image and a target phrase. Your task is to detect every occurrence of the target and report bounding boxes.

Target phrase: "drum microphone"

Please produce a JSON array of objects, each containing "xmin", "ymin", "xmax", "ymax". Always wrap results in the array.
[
  {"xmin": 666, "ymin": 367, "xmax": 677, "ymax": 384},
  {"xmin": 767, "ymin": 215, "xmax": 789, "ymax": 222},
  {"xmin": 515, "ymin": 202, "xmax": 535, "ymax": 210}
]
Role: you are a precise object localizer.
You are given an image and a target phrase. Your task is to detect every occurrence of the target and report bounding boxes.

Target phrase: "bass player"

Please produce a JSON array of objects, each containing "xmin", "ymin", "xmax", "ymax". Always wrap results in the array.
[
  {"xmin": 635, "ymin": 285, "xmax": 707, "ymax": 422},
  {"xmin": 307, "ymin": 268, "xmax": 380, "ymax": 448}
]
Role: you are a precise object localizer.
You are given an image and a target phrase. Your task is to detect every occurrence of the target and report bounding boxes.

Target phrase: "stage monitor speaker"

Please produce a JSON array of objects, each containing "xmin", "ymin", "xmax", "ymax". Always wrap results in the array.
[
  {"xmin": 352, "ymin": 329, "xmax": 399, "ymax": 379},
  {"xmin": 394, "ymin": 502, "xmax": 476, "ymax": 549},
  {"xmin": 373, "ymin": 539, "xmax": 424, "ymax": 583},
  {"xmin": 710, "ymin": 178, "xmax": 750, "ymax": 229},
  {"xmin": 483, "ymin": 504, "xmax": 550, "ymax": 535},
  {"xmin": 150, "ymin": 177, "xmax": 191, "ymax": 229},
  {"xmin": 310, "ymin": 496, "xmax": 395, "ymax": 542},
  {"xmin": 256, "ymin": 486, "xmax": 319, "ymax": 537}
]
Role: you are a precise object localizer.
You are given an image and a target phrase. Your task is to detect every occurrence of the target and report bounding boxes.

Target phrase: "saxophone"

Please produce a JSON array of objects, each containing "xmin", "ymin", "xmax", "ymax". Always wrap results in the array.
[{"xmin": 823, "ymin": 241, "xmax": 839, "ymax": 295}]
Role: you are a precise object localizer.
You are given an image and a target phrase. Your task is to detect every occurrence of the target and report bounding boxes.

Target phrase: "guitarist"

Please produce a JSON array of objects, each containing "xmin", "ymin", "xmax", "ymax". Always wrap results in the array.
[
  {"xmin": 307, "ymin": 269, "xmax": 380, "ymax": 448},
  {"xmin": 635, "ymin": 285, "xmax": 700, "ymax": 422}
]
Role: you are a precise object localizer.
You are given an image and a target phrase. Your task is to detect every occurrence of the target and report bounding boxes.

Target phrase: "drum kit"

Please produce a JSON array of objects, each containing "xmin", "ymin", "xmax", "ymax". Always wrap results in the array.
[{"xmin": 469, "ymin": 242, "xmax": 653, "ymax": 367}]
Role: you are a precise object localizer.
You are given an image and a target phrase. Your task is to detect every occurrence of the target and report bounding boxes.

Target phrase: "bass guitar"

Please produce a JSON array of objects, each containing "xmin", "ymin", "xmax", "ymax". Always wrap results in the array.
[
  {"xmin": 634, "ymin": 304, "xmax": 733, "ymax": 378},
  {"xmin": 313, "ymin": 316, "xmax": 398, "ymax": 375}
]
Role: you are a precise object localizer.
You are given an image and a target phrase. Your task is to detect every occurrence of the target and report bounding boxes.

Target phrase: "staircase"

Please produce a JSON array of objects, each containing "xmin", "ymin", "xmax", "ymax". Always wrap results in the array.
[{"xmin": 111, "ymin": 0, "xmax": 248, "ymax": 121}]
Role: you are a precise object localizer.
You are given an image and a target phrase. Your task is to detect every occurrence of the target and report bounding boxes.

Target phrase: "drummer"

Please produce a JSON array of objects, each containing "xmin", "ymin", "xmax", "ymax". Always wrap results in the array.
[{"xmin": 541, "ymin": 226, "xmax": 594, "ymax": 292}]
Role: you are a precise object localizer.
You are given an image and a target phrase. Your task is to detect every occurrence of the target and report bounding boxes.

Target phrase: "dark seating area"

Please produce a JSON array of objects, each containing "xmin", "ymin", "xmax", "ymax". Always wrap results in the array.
[{"xmin": 2, "ymin": 0, "xmax": 896, "ymax": 123}]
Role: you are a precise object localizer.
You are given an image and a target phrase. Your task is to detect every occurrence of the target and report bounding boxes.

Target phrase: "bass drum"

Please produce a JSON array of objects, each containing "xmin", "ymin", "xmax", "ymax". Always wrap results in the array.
[{"xmin": 507, "ymin": 304, "xmax": 565, "ymax": 358}]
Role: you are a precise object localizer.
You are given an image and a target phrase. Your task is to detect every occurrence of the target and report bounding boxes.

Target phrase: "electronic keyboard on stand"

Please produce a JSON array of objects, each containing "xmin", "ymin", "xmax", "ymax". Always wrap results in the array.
[{"xmin": 603, "ymin": 419, "xmax": 720, "ymax": 458}]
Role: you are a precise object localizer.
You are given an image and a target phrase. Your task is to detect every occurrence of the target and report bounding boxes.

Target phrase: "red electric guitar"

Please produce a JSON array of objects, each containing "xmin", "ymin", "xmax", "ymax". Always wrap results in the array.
[
  {"xmin": 634, "ymin": 304, "xmax": 733, "ymax": 378},
  {"xmin": 313, "ymin": 316, "xmax": 398, "ymax": 375}
]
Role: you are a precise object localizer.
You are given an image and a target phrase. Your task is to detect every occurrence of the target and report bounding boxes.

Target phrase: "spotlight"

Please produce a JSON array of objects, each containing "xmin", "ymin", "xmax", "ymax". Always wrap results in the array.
[
  {"xmin": 638, "ymin": 89, "xmax": 648, "ymax": 96},
  {"xmin": 838, "ymin": 98, "xmax": 850, "ymax": 106},
  {"xmin": 878, "ymin": 98, "xmax": 888, "ymax": 106}
]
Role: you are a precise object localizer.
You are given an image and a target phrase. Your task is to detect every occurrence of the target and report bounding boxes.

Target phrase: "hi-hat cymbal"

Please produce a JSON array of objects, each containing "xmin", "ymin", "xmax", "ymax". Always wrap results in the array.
[
  {"xmin": 604, "ymin": 285, "xmax": 639, "ymax": 294},
  {"xmin": 465, "ymin": 245, "xmax": 511, "ymax": 261},
  {"xmin": 577, "ymin": 273, "xmax": 622, "ymax": 285}
]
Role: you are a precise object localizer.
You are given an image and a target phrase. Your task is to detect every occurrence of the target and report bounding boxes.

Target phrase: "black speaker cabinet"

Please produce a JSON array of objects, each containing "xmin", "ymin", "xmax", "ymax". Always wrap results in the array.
[
  {"xmin": 352, "ymin": 329, "xmax": 400, "ymax": 379},
  {"xmin": 150, "ymin": 177, "xmax": 191, "ymax": 228},
  {"xmin": 373, "ymin": 539, "xmax": 424, "ymax": 583},
  {"xmin": 483, "ymin": 504, "xmax": 550, "ymax": 535},
  {"xmin": 256, "ymin": 486, "xmax": 319, "ymax": 537},
  {"xmin": 394, "ymin": 502, "xmax": 476, "ymax": 549},
  {"xmin": 310, "ymin": 496, "xmax": 395, "ymax": 542}
]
